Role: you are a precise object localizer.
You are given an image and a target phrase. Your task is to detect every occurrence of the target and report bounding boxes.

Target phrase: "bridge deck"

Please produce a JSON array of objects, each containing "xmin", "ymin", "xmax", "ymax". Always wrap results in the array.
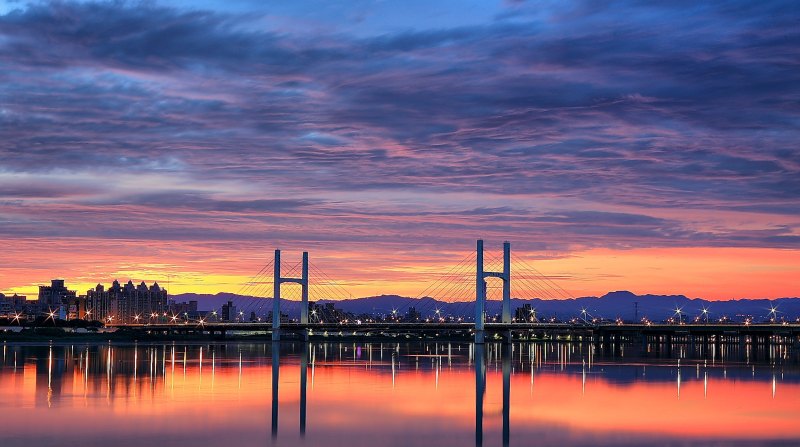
[{"xmin": 109, "ymin": 322, "xmax": 800, "ymax": 337}]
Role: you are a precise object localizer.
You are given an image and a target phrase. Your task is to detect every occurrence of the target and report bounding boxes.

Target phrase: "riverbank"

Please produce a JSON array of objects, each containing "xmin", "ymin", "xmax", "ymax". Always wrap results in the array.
[
  {"xmin": 0, "ymin": 327, "xmax": 240, "ymax": 343},
  {"xmin": 0, "ymin": 327, "xmax": 479, "ymax": 344}
]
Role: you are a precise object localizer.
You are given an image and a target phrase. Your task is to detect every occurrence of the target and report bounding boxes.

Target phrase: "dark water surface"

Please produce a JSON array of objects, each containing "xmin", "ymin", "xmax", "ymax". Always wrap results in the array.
[{"xmin": 0, "ymin": 340, "xmax": 798, "ymax": 447}]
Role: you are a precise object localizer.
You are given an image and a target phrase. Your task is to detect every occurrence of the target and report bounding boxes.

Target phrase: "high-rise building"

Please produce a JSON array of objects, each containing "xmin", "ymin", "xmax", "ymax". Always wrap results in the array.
[
  {"xmin": 38, "ymin": 279, "xmax": 79, "ymax": 319},
  {"xmin": 86, "ymin": 284, "xmax": 112, "ymax": 322},
  {"xmin": 222, "ymin": 301, "xmax": 238, "ymax": 322}
]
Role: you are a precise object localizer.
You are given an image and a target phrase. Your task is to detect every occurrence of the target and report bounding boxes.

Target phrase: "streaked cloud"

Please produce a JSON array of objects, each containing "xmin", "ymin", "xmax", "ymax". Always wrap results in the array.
[{"xmin": 0, "ymin": 0, "xmax": 798, "ymax": 298}]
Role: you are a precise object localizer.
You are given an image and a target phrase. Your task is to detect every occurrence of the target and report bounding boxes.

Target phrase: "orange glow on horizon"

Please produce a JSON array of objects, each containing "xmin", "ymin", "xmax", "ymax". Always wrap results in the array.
[{"xmin": 1, "ymin": 238, "xmax": 798, "ymax": 301}]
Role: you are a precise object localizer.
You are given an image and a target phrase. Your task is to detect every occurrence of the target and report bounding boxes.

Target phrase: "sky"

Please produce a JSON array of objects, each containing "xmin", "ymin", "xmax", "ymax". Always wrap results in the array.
[{"xmin": 0, "ymin": 0, "xmax": 798, "ymax": 300}]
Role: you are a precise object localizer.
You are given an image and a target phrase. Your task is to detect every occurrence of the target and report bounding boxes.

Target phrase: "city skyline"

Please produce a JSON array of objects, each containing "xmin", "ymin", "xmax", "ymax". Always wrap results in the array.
[
  {"xmin": 1, "ymin": 0, "xmax": 799, "ymax": 300},
  {"xmin": 3, "ymin": 273, "xmax": 799, "ymax": 319},
  {"xmin": 1, "ymin": 241, "xmax": 799, "ymax": 301}
]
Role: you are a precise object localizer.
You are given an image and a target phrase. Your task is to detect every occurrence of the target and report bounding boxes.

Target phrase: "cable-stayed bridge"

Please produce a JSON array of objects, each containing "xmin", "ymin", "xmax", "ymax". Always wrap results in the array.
[
  {"xmin": 112, "ymin": 239, "xmax": 583, "ymax": 342},
  {"xmin": 193, "ymin": 240, "xmax": 567, "ymax": 327},
  {"xmin": 112, "ymin": 240, "xmax": 800, "ymax": 346}
]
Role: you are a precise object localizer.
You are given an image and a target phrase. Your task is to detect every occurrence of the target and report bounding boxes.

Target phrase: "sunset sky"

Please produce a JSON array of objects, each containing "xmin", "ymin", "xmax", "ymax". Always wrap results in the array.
[{"xmin": 0, "ymin": 0, "xmax": 798, "ymax": 300}]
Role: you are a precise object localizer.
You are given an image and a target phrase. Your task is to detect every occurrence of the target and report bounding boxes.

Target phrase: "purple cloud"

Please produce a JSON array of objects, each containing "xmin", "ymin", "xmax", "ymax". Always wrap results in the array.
[{"xmin": 0, "ymin": 0, "xmax": 798, "ymax": 259}]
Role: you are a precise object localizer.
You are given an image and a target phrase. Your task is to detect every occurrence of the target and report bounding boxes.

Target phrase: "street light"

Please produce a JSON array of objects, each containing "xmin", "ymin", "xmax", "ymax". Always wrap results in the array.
[
  {"xmin": 768, "ymin": 305, "xmax": 778, "ymax": 322},
  {"xmin": 701, "ymin": 307, "xmax": 709, "ymax": 324}
]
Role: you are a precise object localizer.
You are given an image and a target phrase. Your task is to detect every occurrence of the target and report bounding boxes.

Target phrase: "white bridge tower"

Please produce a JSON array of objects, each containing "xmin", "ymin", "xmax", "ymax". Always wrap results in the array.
[
  {"xmin": 474, "ymin": 240, "xmax": 511, "ymax": 343},
  {"xmin": 272, "ymin": 249, "xmax": 309, "ymax": 341}
]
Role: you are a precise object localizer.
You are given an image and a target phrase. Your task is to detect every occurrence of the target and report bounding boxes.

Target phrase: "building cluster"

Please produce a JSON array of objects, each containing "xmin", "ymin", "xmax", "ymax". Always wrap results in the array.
[
  {"xmin": 405, "ymin": 306, "xmax": 422, "ymax": 322},
  {"xmin": 2, "ymin": 280, "xmax": 351, "ymax": 325},
  {"xmin": 0, "ymin": 279, "xmax": 172, "ymax": 323},
  {"xmin": 309, "ymin": 302, "xmax": 350, "ymax": 323},
  {"xmin": 514, "ymin": 304, "xmax": 537, "ymax": 322},
  {"xmin": 86, "ymin": 280, "xmax": 169, "ymax": 323},
  {"xmin": 171, "ymin": 300, "xmax": 199, "ymax": 319}
]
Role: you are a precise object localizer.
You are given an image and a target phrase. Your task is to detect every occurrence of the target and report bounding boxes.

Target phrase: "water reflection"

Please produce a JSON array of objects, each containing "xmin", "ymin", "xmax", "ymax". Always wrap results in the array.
[
  {"xmin": 300, "ymin": 341, "xmax": 308, "ymax": 437},
  {"xmin": 501, "ymin": 344, "xmax": 510, "ymax": 447},
  {"xmin": 475, "ymin": 343, "xmax": 484, "ymax": 447},
  {"xmin": 0, "ymin": 340, "xmax": 798, "ymax": 446}
]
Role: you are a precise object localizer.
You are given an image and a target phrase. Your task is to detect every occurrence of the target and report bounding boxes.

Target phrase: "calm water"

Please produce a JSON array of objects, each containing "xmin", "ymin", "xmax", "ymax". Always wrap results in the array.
[{"xmin": 0, "ymin": 340, "xmax": 798, "ymax": 447}]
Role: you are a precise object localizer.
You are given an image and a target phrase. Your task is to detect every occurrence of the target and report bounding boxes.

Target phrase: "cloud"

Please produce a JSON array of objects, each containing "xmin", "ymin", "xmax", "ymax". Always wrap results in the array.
[
  {"xmin": 0, "ymin": 0, "xmax": 798, "ymax": 264},
  {"xmin": 117, "ymin": 192, "xmax": 321, "ymax": 213}
]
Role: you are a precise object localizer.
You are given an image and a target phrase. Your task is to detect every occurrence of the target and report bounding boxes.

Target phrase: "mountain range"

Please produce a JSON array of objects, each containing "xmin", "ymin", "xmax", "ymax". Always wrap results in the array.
[{"xmin": 171, "ymin": 290, "xmax": 800, "ymax": 322}]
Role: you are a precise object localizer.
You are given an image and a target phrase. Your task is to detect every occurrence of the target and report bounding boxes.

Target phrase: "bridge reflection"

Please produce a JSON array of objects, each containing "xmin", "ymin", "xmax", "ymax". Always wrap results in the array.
[
  {"xmin": 265, "ymin": 340, "xmax": 799, "ymax": 446},
  {"xmin": 472, "ymin": 343, "xmax": 511, "ymax": 447},
  {"xmin": 270, "ymin": 342, "xmax": 506, "ymax": 446},
  {"xmin": 270, "ymin": 341, "xmax": 310, "ymax": 439}
]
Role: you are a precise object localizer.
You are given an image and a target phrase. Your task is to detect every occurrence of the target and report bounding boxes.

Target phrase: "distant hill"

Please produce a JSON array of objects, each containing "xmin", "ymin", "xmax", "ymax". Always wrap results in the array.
[{"xmin": 170, "ymin": 290, "xmax": 800, "ymax": 322}]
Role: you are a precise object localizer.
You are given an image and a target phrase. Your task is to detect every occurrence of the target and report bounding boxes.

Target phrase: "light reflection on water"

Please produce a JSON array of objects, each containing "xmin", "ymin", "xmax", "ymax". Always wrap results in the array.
[{"xmin": 0, "ymin": 341, "xmax": 798, "ymax": 447}]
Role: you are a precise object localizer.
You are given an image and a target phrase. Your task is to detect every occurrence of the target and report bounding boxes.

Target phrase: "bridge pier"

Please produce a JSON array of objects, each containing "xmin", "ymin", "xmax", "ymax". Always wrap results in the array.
[
  {"xmin": 737, "ymin": 334, "xmax": 745, "ymax": 361},
  {"xmin": 701, "ymin": 334, "xmax": 709, "ymax": 357},
  {"xmin": 665, "ymin": 334, "xmax": 673, "ymax": 357}
]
